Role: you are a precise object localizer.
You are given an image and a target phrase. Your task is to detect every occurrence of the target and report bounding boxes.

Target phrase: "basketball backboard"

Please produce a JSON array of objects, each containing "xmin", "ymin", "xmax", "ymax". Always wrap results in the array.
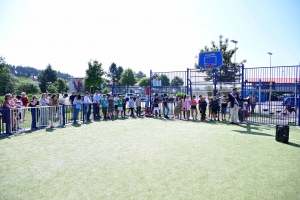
[{"xmin": 198, "ymin": 51, "xmax": 223, "ymax": 69}]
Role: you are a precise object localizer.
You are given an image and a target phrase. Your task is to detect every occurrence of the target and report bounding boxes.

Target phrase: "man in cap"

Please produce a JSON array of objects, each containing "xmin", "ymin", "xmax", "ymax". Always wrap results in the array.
[{"xmin": 228, "ymin": 87, "xmax": 245, "ymax": 124}]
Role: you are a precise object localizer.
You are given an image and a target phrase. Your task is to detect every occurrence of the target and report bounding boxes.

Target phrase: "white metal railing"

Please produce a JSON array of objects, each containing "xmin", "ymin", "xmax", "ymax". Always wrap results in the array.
[{"xmin": 1, "ymin": 105, "xmax": 64, "ymax": 134}]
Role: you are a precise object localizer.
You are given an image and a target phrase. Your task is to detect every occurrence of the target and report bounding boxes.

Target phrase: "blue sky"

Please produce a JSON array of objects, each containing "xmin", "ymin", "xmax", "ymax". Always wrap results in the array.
[{"xmin": 0, "ymin": 0, "xmax": 299, "ymax": 77}]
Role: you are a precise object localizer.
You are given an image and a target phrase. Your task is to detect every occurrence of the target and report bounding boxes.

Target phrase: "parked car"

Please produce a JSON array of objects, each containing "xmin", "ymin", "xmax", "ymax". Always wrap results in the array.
[{"xmin": 282, "ymin": 97, "xmax": 299, "ymax": 107}]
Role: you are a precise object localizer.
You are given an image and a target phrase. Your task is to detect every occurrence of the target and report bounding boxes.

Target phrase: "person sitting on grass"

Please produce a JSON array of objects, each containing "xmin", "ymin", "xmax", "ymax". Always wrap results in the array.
[
  {"xmin": 200, "ymin": 97, "xmax": 207, "ymax": 122},
  {"xmin": 129, "ymin": 96, "xmax": 135, "ymax": 117},
  {"xmin": 145, "ymin": 107, "xmax": 153, "ymax": 117}
]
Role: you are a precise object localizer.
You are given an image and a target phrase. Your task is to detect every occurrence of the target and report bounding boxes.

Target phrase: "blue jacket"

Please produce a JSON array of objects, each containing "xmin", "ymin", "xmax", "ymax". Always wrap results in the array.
[{"xmin": 200, "ymin": 101, "xmax": 207, "ymax": 110}]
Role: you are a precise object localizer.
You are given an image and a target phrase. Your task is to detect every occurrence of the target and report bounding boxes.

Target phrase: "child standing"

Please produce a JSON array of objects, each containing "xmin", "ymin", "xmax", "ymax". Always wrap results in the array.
[
  {"xmin": 117, "ymin": 95, "xmax": 123, "ymax": 118},
  {"xmin": 122, "ymin": 95, "xmax": 127, "ymax": 116},
  {"xmin": 174, "ymin": 98, "xmax": 179, "ymax": 119},
  {"xmin": 113, "ymin": 95, "xmax": 119, "ymax": 118},
  {"xmin": 198, "ymin": 95, "xmax": 203, "ymax": 115},
  {"xmin": 221, "ymin": 95, "xmax": 228, "ymax": 121},
  {"xmin": 135, "ymin": 95, "xmax": 142, "ymax": 117},
  {"xmin": 182, "ymin": 95, "xmax": 187, "ymax": 119},
  {"xmin": 190, "ymin": 95, "xmax": 197, "ymax": 120},
  {"xmin": 153, "ymin": 94, "xmax": 161, "ymax": 117},
  {"xmin": 211, "ymin": 96, "xmax": 218, "ymax": 121},
  {"xmin": 208, "ymin": 97, "xmax": 213, "ymax": 120},
  {"xmin": 243, "ymin": 102, "xmax": 249, "ymax": 123},
  {"xmin": 129, "ymin": 96, "xmax": 135, "ymax": 117},
  {"xmin": 185, "ymin": 96, "xmax": 191, "ymax": 121},
  {"xmin": 177, "ymin": 97, "xmax": 182, "ymax": 119},
  {"xmin": 101, "ymin": 94, "xmax": 108, "ymax": 119},
  {"xmin": 200, "ymin": 97, "xmax": 207, "ymax": 121},
  {"xmin": 108, "ymin": 95, "xmax": 114, "ymax": 119}
]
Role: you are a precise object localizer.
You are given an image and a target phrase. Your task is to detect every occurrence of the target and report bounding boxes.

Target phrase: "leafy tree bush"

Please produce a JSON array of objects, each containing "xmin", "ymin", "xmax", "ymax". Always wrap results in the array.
[
  {"xmin": 176, "ymin": 92, "xmax": 185, "ymax": 98},
  {"xmin": 15, "ymin": 78, "xmax": 40, "ymax": 95},
  {"xmin": 138, "ymin": 77, "xmax": 150, "ymax": 87},
  {"xmin": 103, "ymin": 87, "xmax": 109, "ymax": 94}
]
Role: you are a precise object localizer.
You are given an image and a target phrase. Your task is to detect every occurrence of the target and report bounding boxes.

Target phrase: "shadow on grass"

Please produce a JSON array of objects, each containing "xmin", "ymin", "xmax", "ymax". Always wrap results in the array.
[
  {"xmin": 233, "ymin": 123, "xmax": 273, "ymax": 137},
  {"xmin": 286, "ymin": 142, "xmax": 300, "ymax": 148}
]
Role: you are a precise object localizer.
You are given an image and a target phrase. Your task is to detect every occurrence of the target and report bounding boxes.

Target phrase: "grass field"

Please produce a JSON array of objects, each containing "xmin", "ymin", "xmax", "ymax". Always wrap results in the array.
[{"xmin": 1, "ymin": 118, "xmax": 300, "ymax": 200}]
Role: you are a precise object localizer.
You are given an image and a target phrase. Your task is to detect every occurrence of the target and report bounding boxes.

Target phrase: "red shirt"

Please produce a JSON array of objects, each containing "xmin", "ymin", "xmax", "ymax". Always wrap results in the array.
[
  {"xmin": 191, "ymin": 99, "xmax": 197, "ymax": 105},
  {"xmin": 21, "ymin": 97, "xmax": 28, "ymax": 106}
]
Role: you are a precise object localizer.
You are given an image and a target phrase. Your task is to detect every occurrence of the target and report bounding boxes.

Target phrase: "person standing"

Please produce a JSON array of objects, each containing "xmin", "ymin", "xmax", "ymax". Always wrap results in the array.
[
  {"xmin": 153, "ymin": 93, "xmax": 161, "ymax": 117},
  {"xmin": 135, "ymin": 95, "xmax": 142, "ymax": 117},
  {"xmin": 228, "ymin": 88, "xmax": 244, "ymax": 124},
  {"xmin": 249, "ymin": 92, "xmax": 257, "ymax": 114},
  {"xmin": 162, "ymin": 94, "xmax": 170, "ymax": 118},
  {"xmin": 83, "ymin": 92, "xmax": 92, "ymax": 121},
  {"xmin": 200, "ymin": 97, "xmax": 207, "ymax": 122},
  {"xmin": 93, "ymin": 90, "xmax": 101, "ymax": 119},
  {"xmin": 29, "ymin": 96, "xmax": 41, "ymax": 129},
  {"xmin": 221, "ymin": 95, "xmax": 228, "ymax": 121},
  {"xmin": 216, "ymin": 93, "xmax": 221, "ymax": 121},
  {"xmin": 39, "ymin": 93, "xmax": 50, "ymax": 126},
  {"xmin": 21, "ymin": 92, "xmax": 28, "ymax": 120},
  {"xmin": 69, "ymin": 91, "xmax": 76, "ymax": 105},
  {"xmin": 190, "ymin": 95, "xmax": 197, "ymax": 120},
  {"xmin": 129, "ymin": 96, "xmax": 135, "ymax": 117},
  {"xmin": 73, "ymin": 94, "xmax": 82, "ymax": 124}
]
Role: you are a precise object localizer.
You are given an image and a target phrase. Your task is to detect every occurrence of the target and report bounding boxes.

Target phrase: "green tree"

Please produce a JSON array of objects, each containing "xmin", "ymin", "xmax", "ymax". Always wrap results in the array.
[
  {"xmin": 15, "ymin": 78, "xmax": 40, "ymax": 94},
  {"xmin": 158, "ymin": 74, "xmax": 170, "ymax": 86},
  {"xmin": 196, "ymin": 35, "xmax": 247, "ymax": 83},
  {"xmin": 170, "ymin": 76, "xmax": 184, "ymax": 86},
  {"xmin": 84, "ymin": 60, "xmax": 105, "ymax": 91},
  {"xmin": 47, "ymin": 82, "xmax": 58, "ymax": 94},
  {"xmin": 103, "ymin": 87, "xmax": 109, "ymax": 94},
  {"xmin": 37, "ymin": 64, "xmax": 58, "ymax": 92},
  {"xmin": 138, "ymin": 77, "xmax": 150, "ymax": 87},
  {"xmin": 107, "ymin": 63, "xmax": 124, "ymax": 85},
  {"xmin": 135, "ymin": 71, "xmax": 146, "ymax": 81},
  {"xmin": 55, "ymin": 78, "xmax": 69, "ymax": 93},
  {"xmin": 119, "ymin": 68, "xmax": 137, "ymax": 91},
  {"xmin": 0, "ymin": 57, "xmax": 17, "ymax": 95}
]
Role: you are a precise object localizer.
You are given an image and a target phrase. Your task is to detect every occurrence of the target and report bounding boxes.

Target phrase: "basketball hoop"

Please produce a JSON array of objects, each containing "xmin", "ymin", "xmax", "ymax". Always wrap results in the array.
[{"xmin": 204, "ymin": 63, "xmax": 215, "ymax": 72}]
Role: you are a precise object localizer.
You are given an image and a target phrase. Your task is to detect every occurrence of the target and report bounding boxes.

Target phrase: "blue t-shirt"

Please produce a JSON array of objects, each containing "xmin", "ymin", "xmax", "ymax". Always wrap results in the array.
[
  {"xmin": 101, "ymin": 98, "xmax": 107, "ymax": 107},
  {"xmin": 212, "ymin": 100, "xmax": 218, "ymax": 110},
  {"xmin": 200, "ymin": 101, "xmax": 207, "ymax": 110},
  {"xmin": 129, "ymin": 99, "xmax": 135, "ymax": 108}
]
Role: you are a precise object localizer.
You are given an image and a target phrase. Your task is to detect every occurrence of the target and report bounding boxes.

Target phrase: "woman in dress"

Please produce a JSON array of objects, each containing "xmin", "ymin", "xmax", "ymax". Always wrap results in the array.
[{"xmin": 2, "ymin": 93, "xmax": 17, "ymax": 133}]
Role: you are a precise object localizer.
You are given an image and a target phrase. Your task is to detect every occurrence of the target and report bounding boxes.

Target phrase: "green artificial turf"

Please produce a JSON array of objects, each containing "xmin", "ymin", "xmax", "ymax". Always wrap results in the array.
[{"xmin": 0, "ymin": 118, "xmax": 300, "ymax": 200}]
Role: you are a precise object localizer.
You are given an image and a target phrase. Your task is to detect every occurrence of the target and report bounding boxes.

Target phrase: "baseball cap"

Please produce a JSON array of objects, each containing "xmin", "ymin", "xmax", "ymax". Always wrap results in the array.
[
  {"xmin": 32, "ymin": 95, "xmax": 37, "ymax": 99},
  {"xmin": 85, "ymin": 91, "xmax": 89, "ymax": 94},
  {"xmin": 95, "ymin": 90, "xmax": 99, "ymax": 93}
]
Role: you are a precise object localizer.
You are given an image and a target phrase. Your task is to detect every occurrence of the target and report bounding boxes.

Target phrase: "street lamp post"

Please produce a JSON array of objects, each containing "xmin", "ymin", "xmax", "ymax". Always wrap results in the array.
[
  {"xmin": 231, "ymin": 40, "xmax": 238, "ymax": 86},
  {"xmin": 230, "ymin": 40, "xmax": 238, "ymax": 64},
  {"xmin": 267, "ymin": 52, "xmax": 273, "ymax": 112}
]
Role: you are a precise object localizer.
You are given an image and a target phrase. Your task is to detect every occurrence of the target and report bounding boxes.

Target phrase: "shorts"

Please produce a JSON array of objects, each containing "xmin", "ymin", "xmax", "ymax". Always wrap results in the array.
[
  {"xmin": 191, "ymin": 105, "xmax": 196, "ymax": 109},
  {"xmin": 102, "ymin": 107, "xmax": 107, "ymax": 113},
  {"xmin": 221, "ymin": 107, "xmax": 227, "ymax": 114},
  {"xmin": 217, "ymin": 106, "xmax": 220, "ymax": 111},
  {"xmin": 154, "ymin": 107, "xmax": 160, "ymax": 111},
  {"xmin": 114, "ymin": 105, "xmax": 118, "ymax": 109},
  {"xmin": 108, "ymin": 107, "xmax": 114, "ymax": 112},
  {"xmin": 212, "ymin": 109, "xmax": 217, "ymax": 114},
  {"xmin": 118, "ymin": 107, "xmax": 123, "ymax": 111}
]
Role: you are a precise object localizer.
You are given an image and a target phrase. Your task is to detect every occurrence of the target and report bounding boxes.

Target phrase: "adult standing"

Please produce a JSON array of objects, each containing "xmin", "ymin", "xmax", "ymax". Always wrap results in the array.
[
  {"xmin": 28, "ymin": 96, "xmax": 40, "ymax": 129},
  {"xmin": 2, "ymin": 93, "xmax": 17, "ymax": 133},
  {"xmin": 216, "ymin": 93, "xmax": 221, "ymax": 121},
  {"xmin": 49, "ymin": 94, "xmax": 59, "ymax": 128},
  {"xmin": 69, "ymin": 91, "xmax": 76, "ymax": 105},
  {"xmin": 228, "ymin": 88, "xmax": 244, "ymax": 124},
  {"xmin": 162, "ymin": 94, "xmax": 170, "ymax": 118},
  {"xmin": 135, "ymin": 95, "xmax": 142, "ymax": 117},
  {"xmin": 249, "ymin": 92, "xmax": 257, "ymax": 114},
  {"xmin": 73, "ymin": 94, "xmax": 82, "ymax": 124},
  {"xmin": 93, "ymin": 90, "xmax": 101, "ymax": 119},
  {"xmin": 84, "ymin": 91, "xmax": 92, "ymax": 121},
  {"xmin": 39, "ymin": 93, "xmax": 50, "ymax": 126},
  {"xmin": 21, "ymin": 92, "xmax": 28, "ymax": 120}
]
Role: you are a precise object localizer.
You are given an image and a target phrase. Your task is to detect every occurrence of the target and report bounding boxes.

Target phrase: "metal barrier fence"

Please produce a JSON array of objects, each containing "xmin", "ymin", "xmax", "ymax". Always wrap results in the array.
[{"xmin": 244, "ymin": 66, "xmax": 299, "ymax": 126}]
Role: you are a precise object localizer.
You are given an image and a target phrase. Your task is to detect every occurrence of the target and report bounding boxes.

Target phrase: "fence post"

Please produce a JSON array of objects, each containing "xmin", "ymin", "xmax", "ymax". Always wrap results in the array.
[
  {"xmin": 150, "ymin": 70, "xmax": 153, "ymax": 109},
  {"xmin": 5, "ymin": 108, "xmax": 10, "ymax": 135},
  {"xmin": 241, "ymin": 64, "xmax": 245, "ymax": 98},
  {"xmin": 186, "ymin": 68, "xmax": 189, "ymax": 95},
  {"xmin": 298, "ymin": 81, "xmax": 300, "ymax": 126},
  {"xmin": 62, "ymin": 104, "xmax": 66, "ymax": 126},
  {"xmin": 213, "ymin": 69, "xmax": 217, "ymax": 96}
]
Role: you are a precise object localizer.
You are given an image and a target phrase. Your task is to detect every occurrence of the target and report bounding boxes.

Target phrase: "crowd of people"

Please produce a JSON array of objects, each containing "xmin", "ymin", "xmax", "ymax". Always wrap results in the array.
[
  {"xmin": 1, "ymin": 88, "xmax": 260, "ymax": 133},
  {"xmin": 149, "ymin": 87, "xmax": 251, "ymax": 124}
]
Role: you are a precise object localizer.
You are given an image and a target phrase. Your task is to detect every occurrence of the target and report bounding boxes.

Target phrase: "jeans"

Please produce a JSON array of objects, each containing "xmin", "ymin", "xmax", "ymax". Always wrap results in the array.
[
  {"xmin": 163, "ymin": 105, "xmax": 170, "ymax": 116},
  {"xmin": 74, "ymin": 108, "xmax": 80, "ymax": 122},
  {"xmin": 84, "ymin": 104, "xmax": 91, "ymax": 120},
  {"xmin": 130, "ymin": 108, "xmax": 134, "ymax": 116},
  {"xmin": 136, "ymin": 106, "xmax": 141, "ymax": 116},
  {"xmin": 93, "ymin": 103, "xmax": 100, "ymax": 118}
]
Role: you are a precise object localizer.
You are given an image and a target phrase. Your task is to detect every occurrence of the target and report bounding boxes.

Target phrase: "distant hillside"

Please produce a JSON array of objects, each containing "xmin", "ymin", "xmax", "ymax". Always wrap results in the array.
[{"xmin": 7, "ymin": 65, "xmax": 72, "ymax": 79}]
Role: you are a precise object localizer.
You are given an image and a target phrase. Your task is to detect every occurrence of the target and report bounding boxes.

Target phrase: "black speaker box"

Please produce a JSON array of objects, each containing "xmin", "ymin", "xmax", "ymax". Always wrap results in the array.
[{"xmin": 276, "ymin": 125, "xmax": 289, "ymax": 143}]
